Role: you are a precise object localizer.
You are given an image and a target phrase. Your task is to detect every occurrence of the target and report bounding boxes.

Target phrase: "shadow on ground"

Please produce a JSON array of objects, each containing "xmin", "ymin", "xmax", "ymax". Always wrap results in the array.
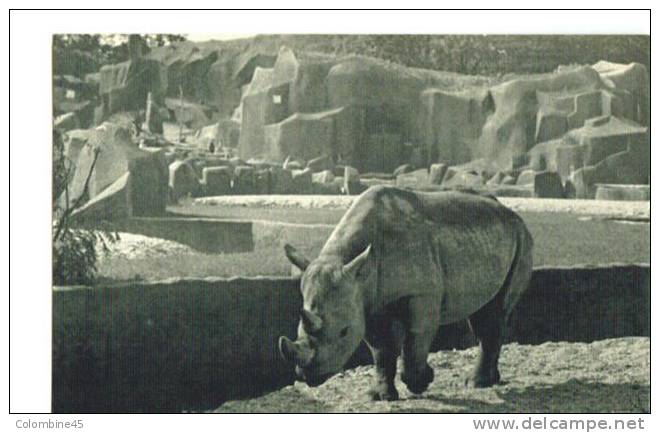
[{"xmin": 388, "ymin": 380, "xmax": 650, "ymax": 413}]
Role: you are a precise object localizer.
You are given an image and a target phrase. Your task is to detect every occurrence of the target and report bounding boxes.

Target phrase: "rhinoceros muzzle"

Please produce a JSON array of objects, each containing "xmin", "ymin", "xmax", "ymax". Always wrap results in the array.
[{"xmin": 295, "ymin": 366, "xmax": 334, "ymax": 387}]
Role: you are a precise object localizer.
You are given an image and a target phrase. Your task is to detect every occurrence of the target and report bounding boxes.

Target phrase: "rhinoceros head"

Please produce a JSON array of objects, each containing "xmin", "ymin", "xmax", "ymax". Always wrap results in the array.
[{"xmin": 279, "ymin": 244, "xmax": 372, "ymax": 386}]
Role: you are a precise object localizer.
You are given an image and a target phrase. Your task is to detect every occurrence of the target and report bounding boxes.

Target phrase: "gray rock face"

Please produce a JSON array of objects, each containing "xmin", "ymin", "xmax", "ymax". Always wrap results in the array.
[
  {"xmin": 202, "ymin": 166, "xmax": 232, "ymax": 196},
  {"xmin": 169, "ymin": 160, "xmax": 199, "ymax": 202}
]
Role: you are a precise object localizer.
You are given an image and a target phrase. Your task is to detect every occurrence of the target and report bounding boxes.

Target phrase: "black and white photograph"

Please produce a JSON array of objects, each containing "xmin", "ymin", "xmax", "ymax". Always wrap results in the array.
[{"xmin": 8, "ymin": 7, "xmax": 653, "ymax": 423}]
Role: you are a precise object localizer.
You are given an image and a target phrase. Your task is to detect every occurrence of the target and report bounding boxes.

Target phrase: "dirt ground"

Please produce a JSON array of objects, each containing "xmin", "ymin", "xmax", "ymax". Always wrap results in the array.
[
  {"xmin": 96, "ymin": 232, "xmax": 195, "ymax": 261},
  {"xmin": 215, "ymin": 337, "xmax": 649, "ymax": 413}
]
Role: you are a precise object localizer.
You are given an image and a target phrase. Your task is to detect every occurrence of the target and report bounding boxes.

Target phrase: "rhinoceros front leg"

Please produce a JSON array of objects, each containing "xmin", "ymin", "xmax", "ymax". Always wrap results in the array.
[
  {"xmin": 400, "ymin": 296, "xmax": 439, "ymax": 394},
  {"xmin": 365, "ymin": 317, "xmax": 402, "ymax": 401}
]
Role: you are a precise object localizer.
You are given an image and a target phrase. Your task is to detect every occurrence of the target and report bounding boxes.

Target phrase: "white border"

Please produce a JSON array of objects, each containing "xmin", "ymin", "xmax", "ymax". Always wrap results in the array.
[{"xmin": 6, "ymin": 6, "xmax": 654, "ymax": 431}]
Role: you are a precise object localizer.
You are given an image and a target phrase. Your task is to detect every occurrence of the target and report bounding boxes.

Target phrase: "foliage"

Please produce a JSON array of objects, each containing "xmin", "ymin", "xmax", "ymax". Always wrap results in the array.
[
  {"xmin": 53, "ymin": 33, "xmax": 649, "ymax": 79},
  {"xmin": 52, "ymin": 129, "xmax": 119, "ymax": 285},
  {"xmin": 306, "ymin": 34, "xmax": 650, "ymax": 76},
  {"xmin": 53, "ymin": 223, "xmax": 119, "ymax": 286},
  {"xmin": 53, "ymin": 34, "xmax": 187, "ymax": 77}
]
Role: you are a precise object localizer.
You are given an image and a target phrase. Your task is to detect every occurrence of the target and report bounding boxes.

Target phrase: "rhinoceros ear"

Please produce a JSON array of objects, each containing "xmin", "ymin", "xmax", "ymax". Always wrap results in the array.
[
  {"xmin": 343, "ymin": 244, "xmax": 372, "ymax": 278},
  {"xmin": 284, "ymin": 244, "xmax": 310, "ymax": 271}
]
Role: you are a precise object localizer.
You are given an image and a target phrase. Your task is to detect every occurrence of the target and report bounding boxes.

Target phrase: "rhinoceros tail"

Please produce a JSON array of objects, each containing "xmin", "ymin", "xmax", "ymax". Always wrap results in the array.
[{"xmin": 502, "ymin": 220, "xmax": 534, "ymax": 324}]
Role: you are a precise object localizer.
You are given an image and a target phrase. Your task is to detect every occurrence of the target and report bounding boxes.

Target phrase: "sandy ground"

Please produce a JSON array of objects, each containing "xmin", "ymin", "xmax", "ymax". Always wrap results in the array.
[
  {"xmin": 96, "ymin": 232, "xmax": 195, "ymax": 261},
  {"xmin": 216, "ymin": 337, "xmax": 649, "ymax": 413},
  {"xmin": 194, "ymin": 195, "xmax": 650, "ymax": 219}
]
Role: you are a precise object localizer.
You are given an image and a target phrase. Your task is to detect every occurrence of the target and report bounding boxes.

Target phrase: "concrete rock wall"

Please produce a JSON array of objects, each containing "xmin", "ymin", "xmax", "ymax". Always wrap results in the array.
[{"xmin": 232, "ymin": 49, "xmax": 648, "ymax": 197}]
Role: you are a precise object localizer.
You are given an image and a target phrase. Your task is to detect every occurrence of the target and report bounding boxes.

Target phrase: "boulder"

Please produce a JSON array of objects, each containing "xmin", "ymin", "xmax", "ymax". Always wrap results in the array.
[
  {"xmin": 362, "ymin": 177, "xmax": 394, "ymax": 188},
  {"xmin": 204, "ymin": 157, "xmax": 232, "ymax": 169},
  {"xmin": 255, "ymin": 168, "xmax": 272, "ymax": 194},
  {"xmin": 233, "ymin": 165, "xmax": 257, "ymax": 195},
  {"xmin": 527, "ymin": 139, "xmax": 564, "ymax": 173},
  {"xmin": 569, "ymin": 149, "xmax": 649, "ymax": 199},
  {"xmin": 246, "ymin": 158, "xmax": 272, "ymax": 170},
  {"xmin": 312, "ymin": 170, "xmax": 335, "ymax": 184},
  {"xmin": 169, "ymin": 160, "xmax": 199, "ymax": 202},
  {"xmin": 535, "ymin": 109, "xmax": 568, "ymax": 143},
  {"xmin": 164, "ymin": 98, "xmax": 214, "ymax": 130},
  {"xmin": 480, "ymin": 67, "xmax": 606, "ymax": 171},
  {"xmin": 360, "ymin": 172, "xmax": 395, "ymax": 181},
  {"xmin": 270, "ymin": 167, "xmax": 294, "ymax": 194},
  {"xmin": 291, "ymin": 168, "xmax": 313, "ymax": 194},
  {"xmin": 130, "ymin": 147, "xmax": 169, "ymax": 216},
  {"xmin": 333, "ymin": 165, "xmax": 347, "ymax": 177},
  {"xmin": 193, "ymin": 120, "xmax": 240, "ymax": 152},
  {"xmin": 145, "ymin": 93, "xmax": 164, "ymax": 134},
  {"xmin": 564, "ymin": 116, "xmax": 648, "ymax": 168},
  {"xmin": 393, "ymin": 164, "xmax": 413, "ymax": 176},
  {"xmin": 283, "ymin": 157, "xmax": 304, "ymax": 171},
  {"xmin": 490, "ymin": 169, "xmax": 518, "ymax": 186},
  {"xmin": 99, "ymin": 59, "xmax": 166, "ymax": 117},
  {"xmin": 490, "ymin": 185, "xmax": 534, "ymax": 198},
  {"xmin": 262, "ymin": 108, "xmax": 342, "ymax": 162},
  {"xmin": 429, "ymin": 163, "xmax": 449, "ymax": 185},
  {"xmin": 396, "ymin": 168, "xmax": 429, "ymax": 189},
  {"xmin": 312, "ymin": 179, "xmax": 343, "ymax": 195},
  {"xmin": 70, "ymin": 172, "xmax": 130, "ymax": 224},
  {"xmin": 442, "ymin": 169, "xmax": 484, "ymax": 189},
  {"xmin": 533, "ymin": 171, "xmax": 565, "ymax": 199},
  {"xmin": 594, "ymin": 184, "xmax": 650, "ymax": 201},
  {"xmin": 516, "ymin": 169, "xmax": 537, "ymax": 186},
  {"xmin": 163, "ymin": 151, "xmax": 177, "ymax": 166},
  {"xmin": 343, "ymin": 165, "xmax": 360, "ymax": 183},
  {"xmin": 501, "ymin": 174, "xmax": 517, "ymax": 186},
  {"xmin": 63, "ymin": 123, "xmax": 168, "ymax": 217},
  {"xmin": 592, "ymin": 61, "xmax": 648, "ymax": 125},
  {"xmin": 202, "ymin": 166, "xmax": 232, "ymax": 196},
  {"xmin": 54, "ymin": 112, "xmax": 80, "ymax": 133},
  {"xmin": 184, "ymin": 157, "xmax": 211, "ymax": 179},
  {"xmin": 486, "ymin": 171, "xmax": 506, "ymax": 187},
  {"xmin": 343, "ymin": 165, "xmax": 362, "ymax": 195},
  {"xmin": 307, "ymin": 156, "xmax": 334, "ymax": 173}
]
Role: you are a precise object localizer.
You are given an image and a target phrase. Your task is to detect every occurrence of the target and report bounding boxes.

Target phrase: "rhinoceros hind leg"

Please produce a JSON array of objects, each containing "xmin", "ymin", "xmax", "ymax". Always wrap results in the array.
[{"xmin": 466, "ymin": 291, "xmax": 505, "ymax": 388}]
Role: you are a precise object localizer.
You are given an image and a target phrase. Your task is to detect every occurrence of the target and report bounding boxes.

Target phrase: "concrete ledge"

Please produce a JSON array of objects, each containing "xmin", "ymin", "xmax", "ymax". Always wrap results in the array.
[
  {"xmin": 77, "ymin": 216, "xmax": 254, "ymax": 253},
  {"xmin": 595, "ymin": 184, "xmax": 650, "ymax": 201},
  {"xmin": 53, "ymin": 264, "xmax": 649, "ymax": 413}
]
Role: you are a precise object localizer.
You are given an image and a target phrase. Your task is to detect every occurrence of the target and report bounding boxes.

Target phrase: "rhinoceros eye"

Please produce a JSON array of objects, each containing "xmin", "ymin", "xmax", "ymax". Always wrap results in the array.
[{"xmin": 339, "ymin": 326, "xmax": 349, "ymax": 338}]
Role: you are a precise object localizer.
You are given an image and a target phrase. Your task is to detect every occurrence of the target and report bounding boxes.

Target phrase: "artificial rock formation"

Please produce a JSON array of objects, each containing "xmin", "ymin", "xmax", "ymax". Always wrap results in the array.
[
  {"xmin": 233, "ymin": 46, "xmax": 648, "ymax": 199},
  {"xmin": 64, "ymin": 123, "xmax": 168, "ymax": 222}
]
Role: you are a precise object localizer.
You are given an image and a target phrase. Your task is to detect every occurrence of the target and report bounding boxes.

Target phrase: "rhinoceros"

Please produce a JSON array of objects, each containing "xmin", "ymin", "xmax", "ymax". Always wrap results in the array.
[{"xmin": 279, "ymin": 185, "xmax": 533, "ymax": 401}]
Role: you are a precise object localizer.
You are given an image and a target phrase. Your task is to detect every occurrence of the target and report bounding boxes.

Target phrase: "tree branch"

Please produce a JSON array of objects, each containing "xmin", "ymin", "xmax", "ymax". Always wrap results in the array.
[{"xmin": 53, "ymin": 146, "xmax": 101, "ymax": 242}]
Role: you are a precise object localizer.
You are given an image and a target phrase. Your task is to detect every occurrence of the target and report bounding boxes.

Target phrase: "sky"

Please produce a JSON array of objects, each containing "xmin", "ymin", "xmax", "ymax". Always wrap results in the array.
[{"xmin": 185, "ymin": 34, "xmax": 256, "ymax": 42}]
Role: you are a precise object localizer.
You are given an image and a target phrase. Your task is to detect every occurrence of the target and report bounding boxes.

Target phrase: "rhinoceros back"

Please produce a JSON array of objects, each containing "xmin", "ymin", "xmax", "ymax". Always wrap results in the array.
[{"xmin": 320, "ymin": 186, "xmax": 532, "ymax": 324}]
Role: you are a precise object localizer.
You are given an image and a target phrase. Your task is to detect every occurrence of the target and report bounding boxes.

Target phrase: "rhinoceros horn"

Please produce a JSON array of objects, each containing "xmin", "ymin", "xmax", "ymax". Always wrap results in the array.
[
  {"xmin": 278, "ymin": 336, "xmax": 314, "ymax": 366},
  {"xmin": 343, "ymin": 244, "xmax": 372, "ymax": 277},
  {"xmin": 300, "ymin": 308, "xmax": 323, "ymax": 333}
]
